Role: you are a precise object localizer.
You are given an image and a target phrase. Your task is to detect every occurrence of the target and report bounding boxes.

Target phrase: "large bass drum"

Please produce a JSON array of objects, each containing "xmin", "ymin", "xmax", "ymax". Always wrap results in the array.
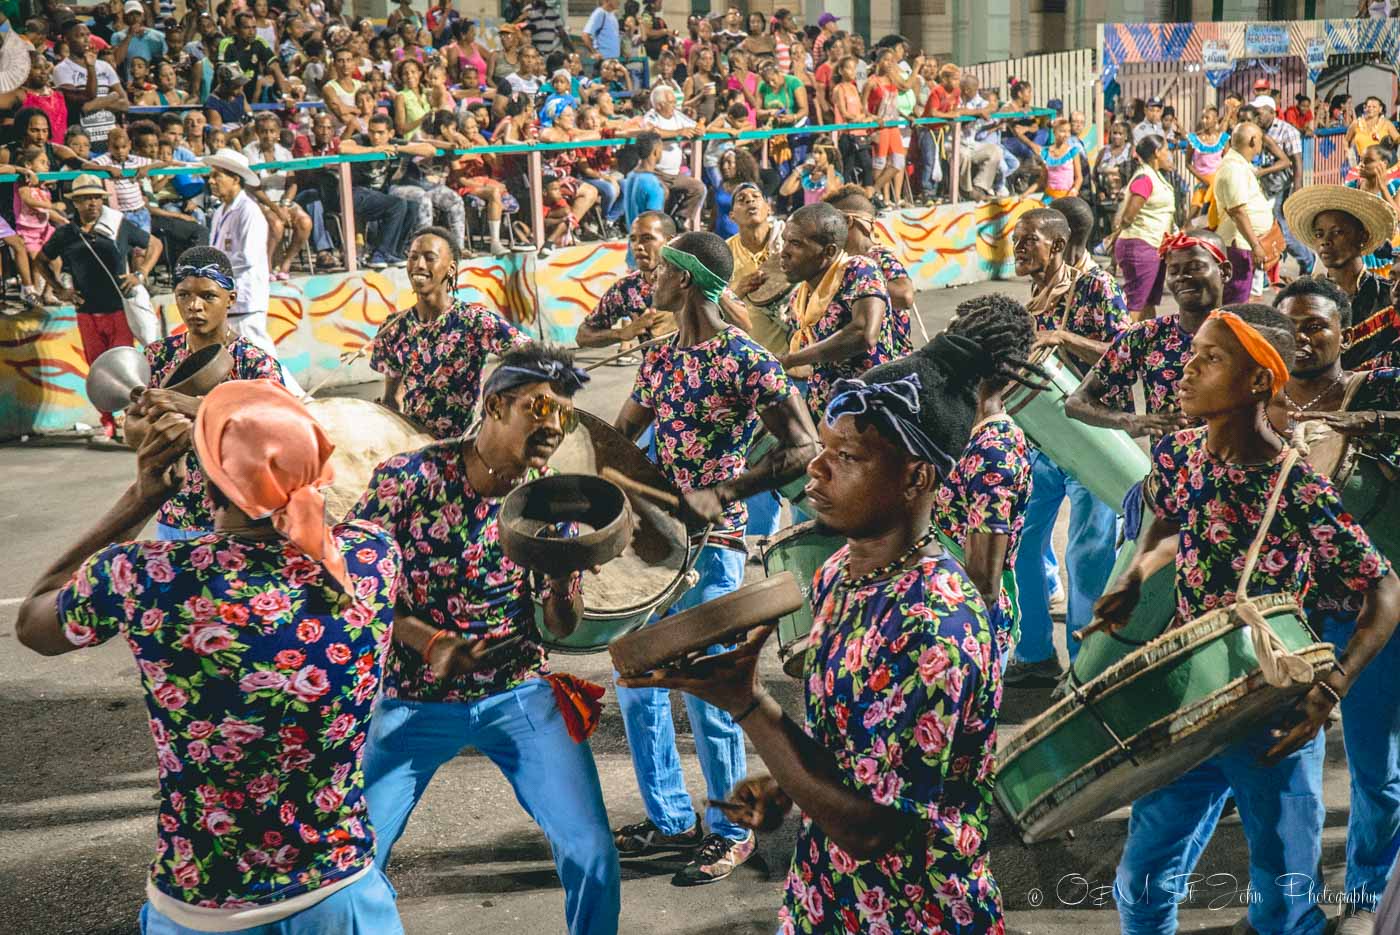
[{"xmin": 305, "ymin": 397, "xmax": 435, "ymax": 522}]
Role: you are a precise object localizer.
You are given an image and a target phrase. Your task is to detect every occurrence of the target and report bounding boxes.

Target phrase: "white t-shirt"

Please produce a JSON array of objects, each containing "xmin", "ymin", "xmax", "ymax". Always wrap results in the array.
[
  {"xmin": 244, "ymin": 141, "xmax": 295, "ymax": 199},
  {"xmin": 54, "ymin": 57, "xmax": 122, "ymax": 143},
  {"xmin": 644, "ymin": 108, "xmax": 696, "ymax": 175},
  {"xmin": 505, "ymin": 72, "xmax": 541, "ymax": 95}
]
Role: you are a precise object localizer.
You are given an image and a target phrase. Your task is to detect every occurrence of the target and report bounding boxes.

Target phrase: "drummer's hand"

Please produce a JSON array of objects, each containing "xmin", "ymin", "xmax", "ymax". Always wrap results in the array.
[
  {"xmin": 738, "ymin": 270, "xmax": 767, "ymax": 297},
  {"xmin": 428, "ymin": 632, "xmax": 525, "ymax": 680},
  {"xmin": 131, "ymin": 387, "xmax": 202, "ymax": 420},
  {"xmin": 1032, "ymin": 329, "xmax": 1066, "ymax": 349},
  {"xmin": 711, "ymin": 775, "xmax": 793, "ymax": 832},
  {"xmin": 624, "ymin": 310, "xmax": 671, "ymax": 340},
  {"xmin": 618, "ymin": 623, "xmax": 775, "ymax": 716},
  {"xmin": 1131, "ymin": 411, "xmax": 1193, "ymax": 437},
  {"xmin": 679, "ymin": 487, "xmax": 727, "ymax": 527},
  {"xmin": 134, "ymin": 412, "xmax": 192, "ymax": 503},
  {"xmin": 1305, "ymin": 409, "xmax": 1381, "ymax": 437},
  {"xmin": 1086, "ymin": 571, "xmax": 1142, "ymax": 636},
  {"xmin": 1263, "ymin": 684, "xmax": 1337, "ymax": 765}
]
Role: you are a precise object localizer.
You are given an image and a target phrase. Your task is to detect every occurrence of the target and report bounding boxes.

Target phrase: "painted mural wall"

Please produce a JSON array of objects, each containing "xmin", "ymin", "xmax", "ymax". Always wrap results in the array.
[{"xmin": 0, "ymin": 196, "xmax": 1037, "ymax": 439}]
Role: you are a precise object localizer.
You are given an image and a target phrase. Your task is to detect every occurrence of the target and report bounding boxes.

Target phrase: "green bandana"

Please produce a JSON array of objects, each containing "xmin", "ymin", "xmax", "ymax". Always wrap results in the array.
[{"xmin": 660, "ymin": 244, "xmax": 728, "ymax": 303}]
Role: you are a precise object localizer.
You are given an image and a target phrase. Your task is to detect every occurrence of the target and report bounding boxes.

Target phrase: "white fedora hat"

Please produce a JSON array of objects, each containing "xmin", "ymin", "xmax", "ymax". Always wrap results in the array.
[{"xmin": 201, "ymin": 148, "xmax": 261, "ymax": 188}]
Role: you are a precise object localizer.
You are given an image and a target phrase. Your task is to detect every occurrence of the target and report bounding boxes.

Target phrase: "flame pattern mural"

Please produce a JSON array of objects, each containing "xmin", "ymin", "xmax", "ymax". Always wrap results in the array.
[{"xmin": 0, "ymin": 197, "xmax": 1036, "ymax": 438}]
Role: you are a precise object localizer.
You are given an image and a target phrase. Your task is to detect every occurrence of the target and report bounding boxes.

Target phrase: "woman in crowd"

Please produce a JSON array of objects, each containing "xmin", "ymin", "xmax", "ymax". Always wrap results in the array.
[
  {"xmin": 683, "ymin": 45, "xmax": 721, "ymax": 123},
  {"xmin": 392, "ymin": 58, "xmax": 431, "ymax": 140},
  {"xmin": 1348, "ymin": 95, "xmax": 1398, "ymax": 166},
  {"xmin": 779, "ymin": 143, "xmax": 840, "ymax": 207},
  {"xmin": 1347, "ymin": 142, "xmax": 1400, "ymax": 276},
  {"xmin": 830, "ymin": 54, "xmax": 876, "ymax": 194},
  {"xmin": 540, "ymin": 105, "xmax": 605, "ymax": 229},
  {"xmin": 867, "ymin": 49, "xmax": 907, "ymax": 206},
  {"xmin": 1094, "ymin": 121, "xmax": 1134, "ymax": 195},
  {"xmin": 445, "ymin": 111, "xmax": 510, "ymax": 255},
  {"xmin": 711, "ymin": 146, "xmax": 761, "ymax": 237},
  {"xmin": 491, "ymin": 23, "xmax": 526, "ymax": 84},
  {"xmin": 1105, "ymin": 133, "xmax": 1177, "ymax": 322}
]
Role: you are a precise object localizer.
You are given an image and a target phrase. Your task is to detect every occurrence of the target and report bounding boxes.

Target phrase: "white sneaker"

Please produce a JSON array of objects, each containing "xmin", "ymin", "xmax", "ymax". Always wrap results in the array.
[{"xmin": 1337, "ymin": 908, "xmax": 1375, "ymax": 935}]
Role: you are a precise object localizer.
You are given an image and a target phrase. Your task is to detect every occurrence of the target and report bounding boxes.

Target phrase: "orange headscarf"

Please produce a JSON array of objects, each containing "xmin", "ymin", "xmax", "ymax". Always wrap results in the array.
[
  {"xmin": 1208, "ymin": 309, "xmax": 1290, "ymax": 397},
  {"xmin": 193, "ymin": 381, "xmax": 350, "ymax": 592}
]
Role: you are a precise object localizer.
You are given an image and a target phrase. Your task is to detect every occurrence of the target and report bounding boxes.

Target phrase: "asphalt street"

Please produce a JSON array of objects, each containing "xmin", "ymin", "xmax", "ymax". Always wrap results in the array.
[{"xmin": 0, "ymin": 280, "xmax": 1359, "ymax": 934}]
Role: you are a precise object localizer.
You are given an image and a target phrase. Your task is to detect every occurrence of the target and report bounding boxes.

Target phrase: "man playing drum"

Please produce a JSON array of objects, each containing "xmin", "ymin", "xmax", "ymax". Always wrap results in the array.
[
  {"xmin": 1006, "ymin": 207, "xmax": 1129, "ymax": 687},
  {"xmin": 611, "ymin": 231, "xmax": 819, "ymax": 885},
  {"xmin": 17, "ymin": 382, "xmax": 407, "ymax": 932},
  {"xmin": 576, "ymin": 211, "xmax": 678, "ymax": 351},
  {"xmin": 351, "ymin": 336, "xmax": 621, "ymax": 935},
  {"xmin": 1066, "ymin": 230, "xmax": 1231, "ymax": 439},
  {"xmin": 776, "ymin": 202, "xmax": 896, "ymax": 432},
  {"xmin": 1271, "ymin": 276, "xmax": 1400, "ymax": 934},
  {"xmin": 719, "ymin": 183, "xmax": 796, "ymax": 359},
  {"xmin": 130, "ymin": 248, "xmax": 287, "ymax": 541},
  {"xmin": 825, "ymin": 186, "xmax": 915, "ymax": 354},
  {"xmin": 1094, "ymin": 303, "xmax": 1400, "ymax": 935},
  {"xmin": 620, "ymin": 328, "xmax": 1051, "ymax": 932},
  {"xmin": 369, "ymin": 226, "xmax": 533, "ymax": 439}
]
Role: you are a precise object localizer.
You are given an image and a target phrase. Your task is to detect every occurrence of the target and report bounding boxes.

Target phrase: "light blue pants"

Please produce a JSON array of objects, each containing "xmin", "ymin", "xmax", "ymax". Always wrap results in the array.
[
  {"xmin": 581, "ymin": 177, "xmax": 622, "ymax": 222},
  {"xmin": 1114, "ymin": 725, "xmax": 1327, "ymax": 935},
  {"xmin": 156, "ymin": 522, "xmax": 207, "ymax": 541},
  {"xmin": 128, "ymin": 206, "xmax": 152, "ymax": 233},
  {"xmin": 613, "ymin": 544, "xmax": 749, "ymax": 841},
  {"xmin": 1013, "ymin": 449, "xmax": 1118, "ymax": 664},
  {"xmin": 362, "ymin": 682, "xmax": 620, "ymax": 935},
  {"xmin": 139, "ymin": 867, "xmax": 402, "ymax": 934},
  {"xmin": 743, "ymin": 490, "xmax": 782, "ymax": 538},
  {"xmin": 1319, "ymin": 612, "xmax": 1400, "ymax": 911}
]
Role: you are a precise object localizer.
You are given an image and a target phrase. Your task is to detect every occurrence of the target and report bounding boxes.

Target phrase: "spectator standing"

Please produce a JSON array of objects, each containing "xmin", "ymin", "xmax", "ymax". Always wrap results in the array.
[
  {"xmin": 830, "ymin": 55, "xmax": 875, "ymax": 192},
  {"xmin": 111, "ymin": 0, "xmax": 166, "ymax": 80},
  {"xmin": 582, "ymin": 0, "xmax": 620, "ymax": 60},
  {"xmin": 1282, "ymin": 94, "xmax": 1314, "ymax": 135},
  {"xmin": 54, "ymin": 21, "xmax": 127, "ymax": 152},
  {"xmin": 621, "ymin": 130, "xmax": 667, "ymax": 237},
  {"xmin": 916, "ymin": 62, "xmax": 962, "ymax": 202},
  {"xmin": 639, "ymin": 0, "xmax": 674, "ymax": 60},
  {"xmin": 642, "ymin": 86, "xmax": 704, "ymax": 226},
  {"xmin": 1252, "ymin": 95, "xmax": 1312, "ymax": 277},
  {"xmin": 1210, "ymin": 123, "xmax": 1275, "ymax": 302},
  {"xmin": 811, "ymin": 13, "xmax": 839, "ymax": 67},
  {"xmin": 1133, "ymin": 96, "xmax": 1166, "ymax": 144},
  {"xmin": 1347, "ymin": 95, "xmax": 1397, "ymax": 164},
  {"xmin": 521, "ymin": 0, "xmax": 569, "ymax": 57},
  {"xmin": 1104, "ymin": 134, "xmax": 1176, "ymax": 322}
]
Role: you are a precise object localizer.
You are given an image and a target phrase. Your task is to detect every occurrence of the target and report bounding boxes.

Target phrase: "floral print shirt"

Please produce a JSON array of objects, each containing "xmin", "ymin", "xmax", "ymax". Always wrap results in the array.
[
  {"xmin": 351, "ymin": 441, "xmax": 573, "ymax": 703},
  {"xmin": 632, "ymin": 326, "xmax": 792, "ymax": 533},
  {"xmin": 583, "ymin": 269, "xmax": 652, "ymax": 331},
  {"xmin": 794, "ymin": 255, "xmax": 896, "ymax": 423},
  {"xmin": 1148, "ymin": 427, "xmax": 1389, "ymax": 623},
  {"xmin": 1348, "ymin": 368, "xmax": 1400, "ymax": 470},
  {"xmin": 780, "ymin": 546, "xmax": 1003, "ymax": 935},
  {"xmin": 145, "ymin": 335, "xmax": 283, "ymax": 531},
  {"xmin": 369, "ymin": 299, "xmax": 531, "ymax": 439},
  {"xmin": 867, "ymin": 243, "xmax": 913, "ymax": 355},
  {"xmin": 1088, "ymin": 314, "xmax": 1197, "ymax": 418},
  {"xmin": 55, "ymin": 522, "xmax": 400, "ymax": 909},
  {"xmin": 933, "ymin": 416, "xmax": 1033, "ymax": 648},
  {"xmin": 1034, "ymin": 265, "xmax": 1129, "ymax": 353}
]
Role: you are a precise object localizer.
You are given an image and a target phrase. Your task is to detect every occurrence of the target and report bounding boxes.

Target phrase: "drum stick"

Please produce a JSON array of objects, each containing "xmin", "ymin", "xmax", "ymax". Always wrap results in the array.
[
  {"xmin": 583, "ymin": 332, "xmax": 674, "ymax": 371},
  {"xmin": 306, "ymin": 346, "xmax": 368, "ymax": 398},
  {"xmin": 600, "ymin": 467, "xmax": 681, "ymax": 512}
]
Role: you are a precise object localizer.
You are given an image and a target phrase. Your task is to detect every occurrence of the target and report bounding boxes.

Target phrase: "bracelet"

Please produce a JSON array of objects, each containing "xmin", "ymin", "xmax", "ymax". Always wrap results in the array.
[
  {"xmin": 1314, "ymin": 678, "xmax": 1342, "ymax": 706},
  {"xmin": 422, "ymin": 626, "xmax": 452, "ymax": 663},
  {"xmin": 733, "ymin": 694, "xmax": 764, "ymax": 724}
]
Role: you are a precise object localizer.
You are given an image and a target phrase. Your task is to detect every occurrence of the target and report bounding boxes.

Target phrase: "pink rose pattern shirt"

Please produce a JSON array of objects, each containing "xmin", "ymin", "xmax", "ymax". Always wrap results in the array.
[
  {"xmin": 145, "ymin": 334, "xmax": 284, "ymax": 531},
  {"xmin": 632, "ymin": 326, "xmax": 792, "ymax": 533},
  {"xmin": 369, "ymin": 299, "xmax": 532, "ymax": 439},
  {"xmin": 582, "ymin": 269, "xmax": 652, "ymax": 331},
  {"xmin": 780, "ymin": 546, "xmax": 1003, "ymax": 935},
  {"xmin": 55, "ymin": 522, "xmax": 401, "ymax": 908},
  {"xmin": 351, "ymin": 441, "xmax": 575, "ymax": 703},
  {"xmin": 933, "ymin": 415, "xmax": 1033, "ymax": 654},
  {"xmin": 1088, "ymin": 315, "xmax": 1195, "ymax": 417},
  {"xmin": 867, "ymin": 243, "xmax": 913, "ymax": 355},
  {"xmin": 1034, "ymin": 265, "xmax": 1129, "ymax": 375},
  {"xmin": 794, "ymin": 255, "xmax": 896, "ymax": 423},
  {"xmin": 1149, "ymin": 427, "xmax": 1390, "ymax": 623}
]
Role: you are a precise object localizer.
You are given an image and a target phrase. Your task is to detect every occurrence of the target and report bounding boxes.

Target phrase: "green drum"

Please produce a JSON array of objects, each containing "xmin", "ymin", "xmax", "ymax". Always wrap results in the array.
[
  {"xmin": 748, "ymin": 430, "xmax": 811, "ymax": 505},
  {"xmin": 996, "ymin": 593, "xmax": 1333, "ymax": 844},
  {"xmin": 761, "ymin": 521, "xmax": 845, "ymax": 678},
  {"xmin": 534, "ymin": 411, "xmax": 699, "ymax": 653},
  {"xmin": 1004, "ymin": 348, "xmax": 1150, "ymax": 510}
]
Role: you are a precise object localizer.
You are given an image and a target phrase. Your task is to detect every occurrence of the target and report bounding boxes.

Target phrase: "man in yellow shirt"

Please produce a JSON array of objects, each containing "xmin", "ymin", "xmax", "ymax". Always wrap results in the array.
[{"xmin": 1211, "ymin": 123, "xmax": 1275, "ymax": 303}]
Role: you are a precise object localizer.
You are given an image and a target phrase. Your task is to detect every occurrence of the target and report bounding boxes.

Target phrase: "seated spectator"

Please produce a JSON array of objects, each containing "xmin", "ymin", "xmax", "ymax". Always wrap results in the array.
[
  {"xmin": 392, "ymin": 58, "xmax": 431, "ymax": 139},
  {"xmin": 575, "ymin": 105, "xmax": 626, "ymax": 229},
  {"xmin": 218, "ymin": 11, "xmax": 286, "ymax": 100},
  {"xmin": 641, "ymin": 84, "xmax": 704, "ymax": 226},
  {"xmin": 700, "ymin": 100, "xmax": 749, "ymax": 191},
  {"xmin": 140, "ymin": 59, "xmax": 188, "ymax": 106},
  {"xmin": 291, "ymin": 112, "xmax": 343, "ymax": 269},
  {"xmin": 445, "ymin": 111, "xmax": 511, "ymax": 254},
  {"xmin": 540, "ymin": 68, "xmax": 580, "ymax": 127},
  {"xmin": 780, "ymin": 143, "xmax": 840, "ymax": 206},
  {"xmin": 538, "ymin": 106, "xmax": 602, "ymax": 240},
  {"xmin": 337, "ymin": 112, "xmax": 425, "ymax": 266},
  {"xmin": 205, "ymin": 63, "xmax": 252, "ymax": 140},
  {"xmin": 620, "ymin": 130, "xmax": 667, "ymax": 240},
  {"xmin": 712, "ymin": 146, "xmax": 761, "ymax": 237},
  {"xmin": 129, "ymin": 120, "xmax": 207, "ymax": 270},
  {"xmin": 505, "ymin": 45, "xmax": 546, "ymax": 95},
  {"xmin": 424, "ymin": 62, "xmax": 456, "ymax": 112},
  {"xmin": 92, "ymin": 126, "xmax": 151, "ymax": 231},
  {"xmin": 243, "ymin": 113, "xmax": 312, "ymax": 280}
]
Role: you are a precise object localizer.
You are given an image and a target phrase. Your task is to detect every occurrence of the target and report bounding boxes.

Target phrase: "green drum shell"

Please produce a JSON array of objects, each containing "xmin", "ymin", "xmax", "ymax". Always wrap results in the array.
[
  {"xmin": 748, "ymin": 430, "xmax": 811, "ymax": 504},
  {"xmin": 1342, "ymin": 456, "xmax": 1400, "ymax": 562},
  {"xmin": 760, "ymin": 521, "xmax": 845, "ymax": 678},
  {"xmin": 995, "ymin": 593, "xmax": 1332, "ymax": 844},
  {"xmin": 1003, "ymin": 350, "xmax": 1150, "ymax": 509}
]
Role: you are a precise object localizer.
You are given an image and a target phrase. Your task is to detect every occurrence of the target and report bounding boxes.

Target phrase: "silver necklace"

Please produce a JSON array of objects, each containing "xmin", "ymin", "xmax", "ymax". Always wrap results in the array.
[{"xmin": 1285, "ymin": 374, "xmax": 1343, "ymax": 413}]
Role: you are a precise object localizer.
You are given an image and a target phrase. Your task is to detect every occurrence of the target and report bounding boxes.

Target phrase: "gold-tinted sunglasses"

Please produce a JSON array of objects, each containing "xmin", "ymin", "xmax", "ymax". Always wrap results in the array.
[{"xmin": 502, "ymin": 392, "xmax": 579, "ymax": 433}]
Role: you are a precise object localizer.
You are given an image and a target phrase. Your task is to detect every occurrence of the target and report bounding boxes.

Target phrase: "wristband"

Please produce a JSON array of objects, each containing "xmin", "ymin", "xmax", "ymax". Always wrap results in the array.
[
  {"xmin": 733, "ymin": 694, "xmax": 764, "ymax": 723},
  {"xmin": 1315, "ymin": 678, "xmax": 1342, "ymax": 705},
  {"xmin": 423, "ymin": 626, "xmax": 452, "ymax": 663}
]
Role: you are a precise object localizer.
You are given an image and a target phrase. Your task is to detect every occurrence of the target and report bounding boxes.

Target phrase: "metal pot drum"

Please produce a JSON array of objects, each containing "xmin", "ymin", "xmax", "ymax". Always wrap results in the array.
[
  {"xmin": 303, "ymin": 398, "xmax": 434, "ymax": 523},
  {"xmin": 760, "ymin": 521, "xmax": 846, "ymax": 678},
  {"xmin": 995, "ymin": 593, "xmax": 1333, "ymax": 844},
  {"xmin": 498, "ymin": 474, "xmax": 634, "ymax": 579}
]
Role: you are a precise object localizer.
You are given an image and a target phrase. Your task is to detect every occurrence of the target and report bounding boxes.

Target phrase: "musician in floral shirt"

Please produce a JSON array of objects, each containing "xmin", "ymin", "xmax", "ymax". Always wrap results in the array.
[
  {"xmin": 826, "ymin": 187, "xmax": 915, "ymax": 355},
  {"xmin": 576, "ymin": 212, "xmax": 676, "ymax": 349},
  {"xmin": 777, "ymin": 203, "xmax": 895, "ymax": 424},
  {"xmin": 354, "ymin": 341, "xmax": 623, "ymax": 935},
  {"xmin": 370, "ymin": 231, "xmax": 532, "ymax": 439},
  {"xmin": 1097, "ymin": 305, "xmax": 1400, "ymax": 935},
  {"xmin": 17, "ymin": 382, "xmax": 406, "ymax": 931}
]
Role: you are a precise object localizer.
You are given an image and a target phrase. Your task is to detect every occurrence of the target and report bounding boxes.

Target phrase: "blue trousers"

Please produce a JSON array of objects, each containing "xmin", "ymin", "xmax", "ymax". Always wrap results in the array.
[
  {"xmin": 1013, "ymin": 450, "xmax": 1118, "ymax": 664},
  {"xmin": 743, "ymin": 490, "xmax": 782, "ymax": 538},
  {"xmin": 156, "ymin": 522, "xmax": 207, "ymax": 541},
  {"xmin": 139, "ymin": 868, "xmax": 402, "ymax": 934},
  {"xmin": 1320, "ymin": 612, "xmax": 1400, "ymax": 910},
  {"xmin": 1273, "ymin": 193, "xmax": 1314, "ymax": 275},
  {"xmin": 1114, "ymin": 726, "xmax": 1327, "ymax": 935},
  {"xmin": 581, "ymin": 177, "xmax": 621, "ymax": 222},
  {"xmin": 362, "ymin": 682, "xmax": 620, "ymax": 935},
  {"xmin": 613, "ymin": 544, "xmax": 749, "ymax": 841}
]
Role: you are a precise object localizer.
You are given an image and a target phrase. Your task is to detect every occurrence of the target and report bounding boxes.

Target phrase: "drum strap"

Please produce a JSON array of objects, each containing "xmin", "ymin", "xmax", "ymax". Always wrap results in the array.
[{"xmin": 1234, "ymin": 443, "xmax": 1316, "ymax": 689}]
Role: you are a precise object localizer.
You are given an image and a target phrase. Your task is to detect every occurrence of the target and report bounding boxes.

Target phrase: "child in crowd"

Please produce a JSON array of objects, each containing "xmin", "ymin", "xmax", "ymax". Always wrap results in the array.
[
  {"xmin": 1035, "ymin": 116, "xmax": 1082, "ymax": 201},
  {"xmin": 91, "ymin": 126, "xmax": 151, "ymax": 232},
  {"xmin": 14, "ymin": 144, "xmax": 66, "ymax": 306}
]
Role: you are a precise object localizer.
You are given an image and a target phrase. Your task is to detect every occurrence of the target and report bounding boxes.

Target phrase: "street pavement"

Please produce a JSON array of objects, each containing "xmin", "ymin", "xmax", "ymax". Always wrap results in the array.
[{"xmin": 0, "ymin": 280, "xmax": 1359, "ymax": 934}]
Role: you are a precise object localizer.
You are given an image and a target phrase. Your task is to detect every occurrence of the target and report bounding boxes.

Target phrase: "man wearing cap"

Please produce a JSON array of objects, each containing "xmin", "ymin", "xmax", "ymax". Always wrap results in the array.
[
  {"xmin": 581, "ymin": 0, "xmax": 619, "ymax": 60},
  {"xmin": 812, "ymin": 12, "xmax": 839, "ymax": 66},
  {"xmin": 17, "ymin": 384, "xmax": 407, "ymax": 932},
  {"xmin": 1210, "ymin": 123, "xmax": 1275, "ymax": 302},
  {"xmin": 1133, "ymin": 97, "xmax": 1166, "ymax": 144},
  {"xmin": 204, "ymin": 148, "xmax": 306, "ymax": 395},
  {"xmin": 1251, "ymin": 94, "xmax": 1312, "ymax": 276},
  {"xmin": 54, "ymin": 20, "xmax": 127, "ymax": 150},
  {"xmin": 39, "ymin": 172, "xmax": 162, "ymax": 440},
  {"xmin": 110, "ymin": 0, "xmax": 165, "ymax": 79},
  {"xmin": 611, "ymin": 230, "xmax": 818, "ymax": 887}
]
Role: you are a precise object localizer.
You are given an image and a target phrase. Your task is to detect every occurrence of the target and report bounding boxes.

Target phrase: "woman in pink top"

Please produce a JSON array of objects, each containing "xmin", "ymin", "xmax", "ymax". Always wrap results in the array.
[{"xmin": 0, "ymin": 56, "xmax": 69, "ymax": 143}]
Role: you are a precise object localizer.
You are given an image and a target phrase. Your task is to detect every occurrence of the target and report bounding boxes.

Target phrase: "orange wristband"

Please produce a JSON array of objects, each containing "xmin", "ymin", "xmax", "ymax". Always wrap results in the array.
[{"xmin": 423, "ymin": 627, "xmax": 452, "ymax": 663}]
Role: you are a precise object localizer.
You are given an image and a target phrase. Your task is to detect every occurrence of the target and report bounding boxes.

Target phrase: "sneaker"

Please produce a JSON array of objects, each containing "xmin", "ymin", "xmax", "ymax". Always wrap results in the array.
[
  {"xmin": 364, "ymin": 253, "xmax": 388, "ymax": 270},
  {"xmin": 613, "ymin": 815, "xmax": 703, "ymax": 856},
  {"xmin": 1337, "ymin": 908, "xmax": 1376, "ymax": 935},
  {"xmin": 1004, "ymin": 657, "xmax": 1066, "ymax": 687},
  {"xmin": 672, "ymin": 832, "xmax": 755, "ymax": 886}
]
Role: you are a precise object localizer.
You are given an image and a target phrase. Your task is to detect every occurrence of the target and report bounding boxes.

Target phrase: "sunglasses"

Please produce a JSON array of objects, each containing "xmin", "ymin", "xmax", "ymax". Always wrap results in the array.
[{"xmin": 503, "ymin": 392, "xmax": 578, "ymax": 434}]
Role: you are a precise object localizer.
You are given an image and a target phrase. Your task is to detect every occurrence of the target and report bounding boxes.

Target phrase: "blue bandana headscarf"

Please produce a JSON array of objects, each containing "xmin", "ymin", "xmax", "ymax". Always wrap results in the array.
[
  {"xmin": 824, "ymin": 373, "xmax": 955, "ymax": 476},
  {"xmin": 485, "ymin": 359, "xmax": 591, "ymax": 397},
  {"xmin": 175, "ymin": 264, "xmax": 237, "ymax": 291}
]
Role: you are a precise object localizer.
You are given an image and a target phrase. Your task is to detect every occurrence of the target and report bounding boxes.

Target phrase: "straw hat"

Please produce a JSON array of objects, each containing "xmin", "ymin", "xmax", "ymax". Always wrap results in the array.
[
  {"xmin": 201, "ymin": 149, "xmax": 261, "ymax": 188},
  {"xmin": 1284, "ymin": 184, "xmax": 1397, "ymax": 256},
  {"xmin": 69, "ymin": 173, "xmax": 108, "ymax": 198}
]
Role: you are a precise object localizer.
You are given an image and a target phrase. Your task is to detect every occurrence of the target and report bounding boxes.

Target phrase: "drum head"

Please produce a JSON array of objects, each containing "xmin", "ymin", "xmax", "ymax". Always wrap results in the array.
[
  {"xmin": 551, "ymin": 410, "xmax": 691, "ymax": 615},
  {"xmin": 305, "ymin": 398, "xmax": 434, "ymax": 523}
]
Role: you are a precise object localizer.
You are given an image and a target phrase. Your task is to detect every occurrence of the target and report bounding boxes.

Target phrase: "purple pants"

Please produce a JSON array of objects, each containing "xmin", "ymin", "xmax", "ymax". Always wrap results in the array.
[
  {"xmin": 1224, "ymin": 246, "xmax": 1254, "ymax": 304},
  {"xmin": 1114, "ymin": 236, "xmax": 1166, "ymax": 310}
]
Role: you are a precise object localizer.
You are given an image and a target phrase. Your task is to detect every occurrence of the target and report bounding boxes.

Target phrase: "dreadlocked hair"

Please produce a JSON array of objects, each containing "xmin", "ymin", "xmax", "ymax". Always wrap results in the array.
[{"xmin": 945, "ymin": 293, "xmax": 1051, "ymax": 392}]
